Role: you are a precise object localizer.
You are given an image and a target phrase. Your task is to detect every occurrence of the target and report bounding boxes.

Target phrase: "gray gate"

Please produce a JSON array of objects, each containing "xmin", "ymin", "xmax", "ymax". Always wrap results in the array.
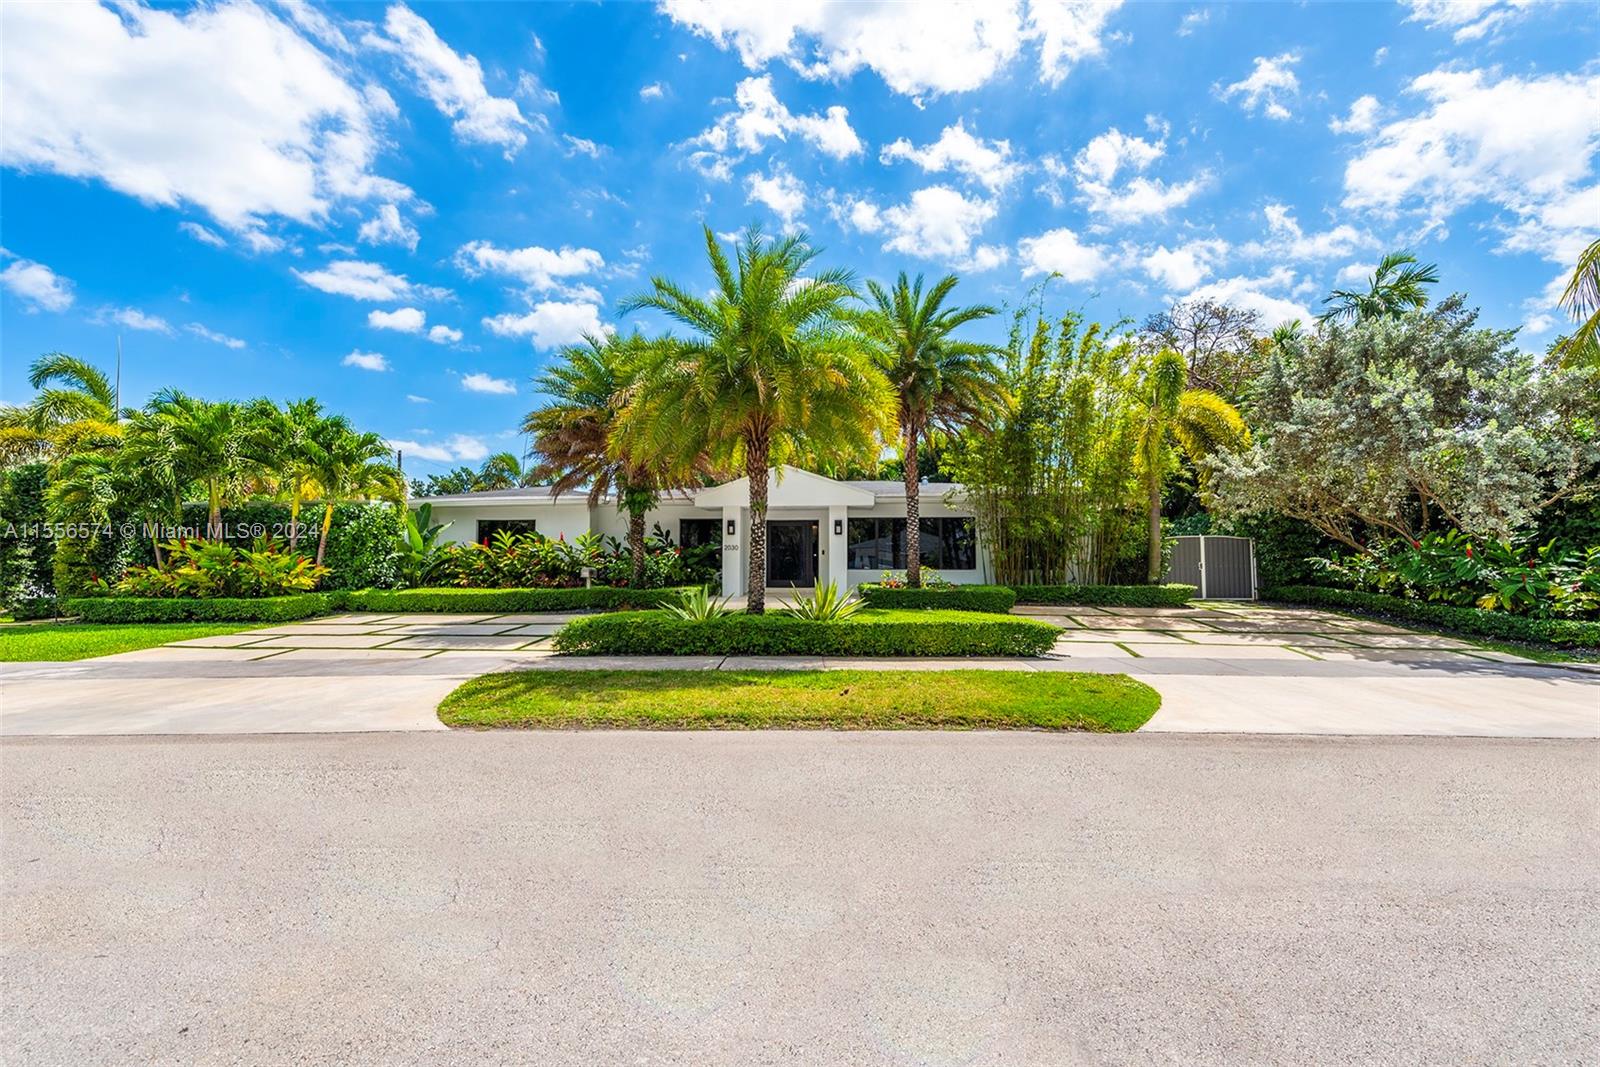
[{"xmin": 1164, "ymin": 535, "xmax": 1257, "ymax": 600}]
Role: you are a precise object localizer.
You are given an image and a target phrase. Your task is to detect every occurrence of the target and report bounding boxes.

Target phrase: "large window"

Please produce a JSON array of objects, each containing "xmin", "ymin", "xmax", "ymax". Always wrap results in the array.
[
  {"xmin": 476, "ymin": 519, "xmax": 536, "ymax": 545},
  {"xmin": 679, "ymin": 518, "xmax": 722, "ymax": 551},
  {"xmin": 847, "ymin": 517, "xmax": 977, "ymax": 570}
]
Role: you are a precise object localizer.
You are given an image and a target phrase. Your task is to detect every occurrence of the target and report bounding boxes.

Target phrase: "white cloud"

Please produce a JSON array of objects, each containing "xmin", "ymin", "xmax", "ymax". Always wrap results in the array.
[
  {"xmin": 640, "ymin": 82, "xmax": 666, "ymax": 100},
  {"xmin": 343, "ymin": 349, "xmax": 391, "ymax": 371},
  {"xmin": 365, "ymin": 4, "xmax": 532, "ymax": 156},
  {"xmin": 98, "ymin": 307, "xmax": 174, "ymax": 334},
  {"xmin": 483, "ymin": 300, "xmax": 609, "ymax": 349},
  {"xmin": 688, "ymin": 75, "xmax": 861, "ymax": 178},
  {"xmin": 1329, "ymin": 95, "xmax": 1380, "ymax": 135},
  {"xmin": 185, "ymin": 322, "xmax": 246, "ymax": 349},
  {"xmin": 358, "ymin": 203, "xmax": 420, "ymax": 250},
  {"xmin": 1343, "ymin": 69, "xmax": 1600, "ymax": 266},
  {"xmin": 1401, "ymin": 0, "xmax": 1535, "ymax": 41},
  {"xmin": 1183, "ymin": 267, "xmax": 1311, "ymax": 327},
  {"xmin": 0, "ymin": 254, "xmax": 74, "ymax": 312},
  {"xmin": 388, "ymin": 433, "xmax": 487, "ymax": 462},
  {"xmin": 1143, "ymin": 239, "xmax": 1228, "ymax": 290},
  {"xmin": 963, "ymin": 244, "xmax": 1010, "ymax": 273},
  {"xmin": 841, "ymin": 186, "xmax": 999, "ymax": 268},
  {"xmin": 405, "ymin": 394, "xmax": 431, "ymax": 404},
  {"xmin": 1018, "ymin": 227, "xmax": 1108, "ymax": 282},
  {"xmin": 368, "ymin": 306, "xmax": 427, "ymax": 333},
  {"xmin": 563, "ymin": 134, "xmax": 603, "ymax": 158},
  {"xmin": 293, "ymin": 259, "xmax": 446, "ymax": 301},
  {"xmin": 461, "ymin": 372, "xmax": 518, "ymax": 395},
  {"xmin": 880, "ymin": 122, "xmax": 1021, "ymax": 192},
  {"xmin": 1177, "ymin": 9, "xmax": 1209, "ymax": 35},
  {"xmin": 661, "ymin": 0, "xmax": 1123, "ymax": 97},
  {"xmin": 1243, "ymin": 204, "xmax": 1373, "ymax": 262},
  {"xmin": 745, "ymin": 168, "xmax": 807, "ymax": 226},
  {"xmin": 1220, "ymin": 52, "xmax": 1300, "ymax": 120},
  {"xmin": 1, "ymin": 1, "xmax": 412, "ymax": 249},
  {"xmin": 1336, "ymin": 261, "xmax": 1376, "ymax": 284},
  {"xmin": 1072, "ymin": 127, "xmax": 1204, "ymax": 221},
  {"xmin": 178, "ymin": 221, "xmax": 228, "ymax": 248},
  {"xmin": 428, "ymin": 324, "xmax": 464, "ymax": 345},
  {"xmin": 455, "ymin": 241, "xmax": 605, "ymax": 293}
]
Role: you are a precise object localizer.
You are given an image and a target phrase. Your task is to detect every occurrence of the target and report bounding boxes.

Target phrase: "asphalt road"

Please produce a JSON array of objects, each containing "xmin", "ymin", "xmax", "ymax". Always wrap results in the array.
[{"xmin": 3, "ymin": 731, "xmax": 1596, "ymax": 1065}]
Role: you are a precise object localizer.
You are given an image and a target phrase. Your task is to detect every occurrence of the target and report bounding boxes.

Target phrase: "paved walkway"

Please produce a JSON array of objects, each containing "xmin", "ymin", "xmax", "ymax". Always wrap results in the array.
[{"xmin": 1, "ymin": 604, "xmax": 1595, "ymax": 736}]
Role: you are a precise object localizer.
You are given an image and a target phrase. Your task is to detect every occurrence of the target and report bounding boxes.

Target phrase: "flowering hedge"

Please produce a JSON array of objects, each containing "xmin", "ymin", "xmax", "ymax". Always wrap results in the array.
[{"xmin": 423, "ymin": 529, "xmax": 717, "ymax": 590}]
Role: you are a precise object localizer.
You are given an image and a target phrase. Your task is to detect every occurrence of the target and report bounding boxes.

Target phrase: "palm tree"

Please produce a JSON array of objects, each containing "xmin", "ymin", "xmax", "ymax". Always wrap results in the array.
[
  {"xmin": 0, "ymin": 353, "xmax": 120, "ymax": 465},
  {"xmin": 247, "ymin": 398, "xmax": 329, "ymax": 551},
  {"xmin": 1318, "ymin": 251, "xmax": 1440, "ymax": 325},
  {"xmin": 852, "ymin": 272, "xmax": 1004, "ymax": 587},
  {"xmin": 115, "ymin": 408, "xmax": 190, "ymax": 565},
  {"xmin": 309, "ymin": 422, "xmax": 399, "ymax": 566},
  {"xmin": 146, "ymin": 389, "xmax": 250, "ymax": 540},
  {"xmin": 1133, "ymin": 350, "xmax": 1250, "ymax": 584},
  {"xmin": 620, "ymin": 226, "xmax": 892, "ymax": 613},
  {"xmin": 1555, "ymin": 237, "xmax": 1600, "ymax": 368},
  {"xmin": 475, "ymin": 451, "xmax": 535, "ymax": 490}
]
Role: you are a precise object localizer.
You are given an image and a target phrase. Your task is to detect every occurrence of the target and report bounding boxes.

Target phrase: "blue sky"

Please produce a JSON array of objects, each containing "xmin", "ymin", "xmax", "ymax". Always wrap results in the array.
[{"xmin": 2, "ymin": 0, "xmax": 1596, "ymax": 477}]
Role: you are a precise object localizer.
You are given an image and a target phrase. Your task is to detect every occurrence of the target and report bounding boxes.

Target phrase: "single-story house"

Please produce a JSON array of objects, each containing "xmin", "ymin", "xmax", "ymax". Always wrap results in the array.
[{"xmin": 420, "ymin": 465, "xmax": 991, "ymax": 595}]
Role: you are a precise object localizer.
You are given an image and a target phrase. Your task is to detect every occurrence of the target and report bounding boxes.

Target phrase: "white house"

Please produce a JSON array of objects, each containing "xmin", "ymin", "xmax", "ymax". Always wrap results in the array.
[{"xmin": 421, "ymin": 465, "xmax": 991, "ymax": 595}]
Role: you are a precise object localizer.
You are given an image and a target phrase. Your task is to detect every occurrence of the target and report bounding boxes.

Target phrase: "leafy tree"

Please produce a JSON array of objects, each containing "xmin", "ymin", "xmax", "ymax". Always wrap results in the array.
[
  {"xmin": 145, "ymin": 389, "xmax": 251, "ymax": 541},
  {"xmin": 1318, "ymin": 251, "xmax": 1440, "ymax": 325},
  {"xmin": 1130, "ymin": 351, "xmax": 1250, "ymax": 583},
  {"xmin": 1211, "ymin": 297, "xmax": 1600, "ymax": 547},
  {"xmin": 309, "ymin": 422, "xmax": 400, "ymax": 565},
  {"xmin": 851, "ymin": 272, "xmax": 1004, "ymax": 587},
  {"xmin": 619, "ymin": 226, "xmax": 891, "ymax": 612},
  {"xmin": 476, "ymin": 451, "xmax": 538, "ymax": 490},
  {"xmin": 0, "ymin": 353, "xmax": 120, "ymax": 465},
  {"xmin": 247, "ymin": 397, "xmax": 329, "ymax": 550},
  {"xmin": 1555, "ymin": 237, "xmax": 1600, "ymax": 369},
  {"xmin": 410, "ymin": 467, "xmax": 480, "ymax": 497},
  {"xmin": 1140, "ymin": 298, "xmax": 1264, "ymax": 399}
]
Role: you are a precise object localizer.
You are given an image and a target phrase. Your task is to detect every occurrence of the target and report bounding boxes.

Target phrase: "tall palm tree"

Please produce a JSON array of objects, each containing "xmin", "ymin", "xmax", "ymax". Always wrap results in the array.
[
  {"xmin": 309, "ymin": 422, "xmax": 399, "ymax": 566},
  {"xmin": 146, "ymin": 389, "xmax": 250, "ymax": 540},
  {"xmin": 1556, "ymin": 237, "xmax": 1600, "ymax": 368},
  {"xmin": 247, "ymin": 397, "xmax": 328, "ymax": 551},
  {"xmin": 475, "ymin": 451, "xmax": 536, "ymax": 490},
  {"xmin": 852, "ymin": 272, "xmax": 1004, "ymax": 587},
  {"xmin": 116, "ymin": 408, "xmax": 190, "ymax": 565},
  {"xmin": 524, "ymin": 333, "xmax": 670, "ymax": 587},
  {"xmin": 1318, "ymin": 251, "xmax": 1440, "ymax": 325},
  {"xmin": 0, "ymin": 353, "xmax": 120, "ymax": 465},
  {"xmin": 620, "ymin": 226, "xmax": 892, "ymax": 613},
  {"xmin": 1133, "ymin": 350, "xmax": 1251, "ymax": 584}
]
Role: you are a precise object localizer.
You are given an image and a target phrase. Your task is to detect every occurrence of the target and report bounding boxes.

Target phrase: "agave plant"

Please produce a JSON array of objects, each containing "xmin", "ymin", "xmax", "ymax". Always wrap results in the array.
[
  {"xmin": 661, "ymin": 585, "xmax": 735, "ymax": 621},
  {"xmin": 783, "ymin": 581, "xmax": 864, "ymax": 621}
]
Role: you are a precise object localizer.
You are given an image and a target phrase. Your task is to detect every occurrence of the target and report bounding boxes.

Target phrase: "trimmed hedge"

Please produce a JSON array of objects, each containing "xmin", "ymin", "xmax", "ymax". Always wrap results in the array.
[
  {"xmin": 553, "ymin": 609, "xmax": 1060, "ymax": 657},
  {"xmin": 1009, "ymin": 584, "xmax": 1197, "ymax": 607},
  {"xmin": 857, "ymin": 583, "xmax": 1017, "ymax": 613},
  {"xmin": 1266, "ymin": 585, "xmax": 1600, "ymax": 649},
  {"xmin": 66, "ymin": 594, "xmax": 331, "ymax": 623},
  {"xmin": 10, "ymin": 596, "xmax": 60, "ymax": 622},
  {"xmin": 338, "ymin": 586, "xmax": 696, "ymax": 614}
]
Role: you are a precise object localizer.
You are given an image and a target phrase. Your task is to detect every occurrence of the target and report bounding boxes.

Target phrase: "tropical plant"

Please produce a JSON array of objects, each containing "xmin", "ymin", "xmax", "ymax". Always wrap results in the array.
[
  {"xmin": 307, "ymin": 422, "xmax": 398, "ymax": 566},
  {"xmin": 1131, "ymin": 349, "xmax": 1250, "ymax": 582},
  {"xmin": 1555, "ymin": 237, "xmax": 1600, "ymax": 369},
  {"xmin": 660, "ymin": 584, "xmax": 736, "ymax": 620},
  {"xmin": 1317, "ymin": 251, "xmax": 1440, "ymax": 324},
  {"xmin": 475, "ymin": 451, "xmax": 538, "ymax": 490},
  {"xmin": 144, "ymin": 389, "xmax": 252, "ymax": 540},
  {"xmin": 619, "ymin": 225, "xmax": 893, "ymax": 613},
  {"xmin": 247, "ymin": 397, "xmax": 330, "ymax": 550},
  {"xmin": 782, "ymin": 580, "xmax": 864, "ymax": 621},
  {"xmin": 108, "ymin": 536, "xmax": 328, "ymax": 599},
  {"xmin": 852, "ymin": 272, "xmax": 1004, "ymax": 587},
  {"xmin": 397, "ymin": 502, "xmax": 452, "ymax": 586},
  {"xmin": 0, "ymin": 353, "xmax": 121, "ymax": 466}
]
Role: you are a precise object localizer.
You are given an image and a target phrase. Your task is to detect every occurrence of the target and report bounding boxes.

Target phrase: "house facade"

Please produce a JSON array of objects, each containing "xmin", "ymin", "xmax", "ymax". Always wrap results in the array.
[{"xmin": 420, "ymin": 465, "xmax": 991, "ymax": 595}]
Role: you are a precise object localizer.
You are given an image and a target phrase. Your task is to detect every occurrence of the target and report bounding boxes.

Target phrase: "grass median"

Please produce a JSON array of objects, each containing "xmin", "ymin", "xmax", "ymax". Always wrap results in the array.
[
  {"xmin": 0, "ymin": 621, "xmax": 270, "ymax": 662},
  {"xmin": 438, "ymin": 669, "xmax": 1161, "ymax": 732}
]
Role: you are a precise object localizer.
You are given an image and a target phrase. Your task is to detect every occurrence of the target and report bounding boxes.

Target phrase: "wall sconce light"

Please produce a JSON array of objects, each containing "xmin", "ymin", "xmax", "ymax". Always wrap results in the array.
[
  {"xmin": 726, "ymin": 519, "xmax": 736, "ymax": 536},
  {"xmin": 833, "ymin": 519, "xmax": 843, "ymax": 536}
]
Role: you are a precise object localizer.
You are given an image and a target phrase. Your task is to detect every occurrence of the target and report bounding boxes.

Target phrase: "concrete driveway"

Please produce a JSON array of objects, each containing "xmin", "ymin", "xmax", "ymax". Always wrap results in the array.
[
  {"xmin": 1, "ymin": 605, "xmax": 1595, "ymax": 736},
  {"xmin": 3, "ymin": 730, "xmax": 1596, "ymax": 1064}
]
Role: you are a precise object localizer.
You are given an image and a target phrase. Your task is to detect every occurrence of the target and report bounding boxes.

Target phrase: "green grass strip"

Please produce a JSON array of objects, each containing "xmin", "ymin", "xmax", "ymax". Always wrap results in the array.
[{"xmin": 0, "ymin": 622, "xmax": 271, "ymax": 662}]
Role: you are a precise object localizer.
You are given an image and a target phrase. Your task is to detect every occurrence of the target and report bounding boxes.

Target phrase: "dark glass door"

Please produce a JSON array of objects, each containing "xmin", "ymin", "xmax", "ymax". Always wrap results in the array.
[{"xmin": 766, "ymin": 521, "xmax": 817, "ymax": 586}]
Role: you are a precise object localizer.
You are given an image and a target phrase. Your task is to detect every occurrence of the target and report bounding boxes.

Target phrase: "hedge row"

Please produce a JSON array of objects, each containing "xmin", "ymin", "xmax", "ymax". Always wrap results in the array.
[
  {"xmin": 1009, "ymin": 584, "xmax": 1197, "ymax": 607},
  {"xmin": 66, "ymin": 594, "xmax": 332, "ymax": 623},
  {"xmin": 336, "ymin": 586, "xmax": 696, "ymax": 614},
  {"xmin": 552, "ymin": 610, "xmax": 1060, "ymax": 657},
  {"xmin": 1266, "ymin": 586, "xmax": 1600, "ymax": 649},
  {"xmin": 10, "ymin": 596, "xmax": 59, "ymax": 622},
  {"xmin": 856, "ymin": 584, "xmax": 1017, "ymax": 613}
]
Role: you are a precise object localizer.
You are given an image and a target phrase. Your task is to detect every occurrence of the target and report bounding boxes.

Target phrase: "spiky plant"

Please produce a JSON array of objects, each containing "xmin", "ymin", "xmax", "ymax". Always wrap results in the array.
[{"xmin": 1318, "ymin": 251, "xmax": 1440, "ymax": 325}]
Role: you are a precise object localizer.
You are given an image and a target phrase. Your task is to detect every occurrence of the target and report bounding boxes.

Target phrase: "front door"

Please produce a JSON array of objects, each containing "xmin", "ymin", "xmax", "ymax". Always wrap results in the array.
[{"xmin": 766, "ymin": 521, "xmax": 817, "ymax": 587}]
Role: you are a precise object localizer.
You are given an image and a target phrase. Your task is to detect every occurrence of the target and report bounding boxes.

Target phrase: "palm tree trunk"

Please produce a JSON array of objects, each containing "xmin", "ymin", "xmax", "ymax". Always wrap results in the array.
[
  {"xmin": 208, "ymin": 483, "xmax": 222, "ymax": 542},
  {"xmin": 628, "ymin": 506, "xmax": 646, "ymax": 588},
  {"xmin": 288, "ymin": 489, "xmax": 301, "ymax": 552},
  {"xmin": 1146, "ymin": 478, "xmax": 1163, "ymax": 585},
  {"xmin": 316, "ymin": 502, "xmax": 334, "ymax": 566},
  {"xmin": 904, "ymin": 427, "xmax": 922, "ymax": 588},
  {"xmin": 746, "ymin": 435, "xmax": 769, "ymax": 615}
]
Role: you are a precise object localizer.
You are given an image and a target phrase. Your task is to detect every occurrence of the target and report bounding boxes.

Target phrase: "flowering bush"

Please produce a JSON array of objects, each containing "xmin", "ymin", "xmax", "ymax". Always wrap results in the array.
[
  {"xmin": 102, "ymin": 538, "xmax": 329, "ymax": 599},
  {"xmin": 874, "ymin": 568, "xmax": 955, "ymax": 590},
  {"xmin": 1312, "ymin": 532, "xmax": 1599, "ymax": 619},
  {"xmin": 423, "ymin": 527, "xmax": 719, "ymax": 590}
]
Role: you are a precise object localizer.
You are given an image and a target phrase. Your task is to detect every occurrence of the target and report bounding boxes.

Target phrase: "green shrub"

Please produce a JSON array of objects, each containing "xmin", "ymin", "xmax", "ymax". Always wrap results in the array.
[
  {"xmin": 1266, "ymin": 586, "xmax": 1600, "ymax": 649},
  {"xmin": 857, "ymin": 583, "xmax": 1017, "ymax": 613},
  {"xmin": 105, "ymin": 538, "xmax": 328, "ymax": 599},
  {"xmin": 66, "ymin": 594, "xmax": 330, "ymax": 623},
  {"xmin": 1009, "ymin": 584, "xmax": 1196, "ymax": 607},
  {"xmin": 10, "ymin": 596, "xmax": 59, "ymax": 621},
  {"xmin": 553, "ymin": 609, "xmax": 1060, "ymax": 657},
  {"xmin": 339, "ymin": 586, "xmax": 694, "ymax": 614}
]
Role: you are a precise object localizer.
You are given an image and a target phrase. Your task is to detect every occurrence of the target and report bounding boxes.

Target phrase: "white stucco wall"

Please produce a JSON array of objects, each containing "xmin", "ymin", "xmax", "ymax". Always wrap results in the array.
[{"xmin": 428, "ymin": 503, "xmax": 593, "ymax": 546}]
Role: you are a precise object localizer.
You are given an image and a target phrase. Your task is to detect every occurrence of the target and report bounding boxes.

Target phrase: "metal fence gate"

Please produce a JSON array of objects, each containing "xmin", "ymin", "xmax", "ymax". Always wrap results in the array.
[{"xmin": 1164, "ymin": 535, "xmax": 1257, "ymax": 599}]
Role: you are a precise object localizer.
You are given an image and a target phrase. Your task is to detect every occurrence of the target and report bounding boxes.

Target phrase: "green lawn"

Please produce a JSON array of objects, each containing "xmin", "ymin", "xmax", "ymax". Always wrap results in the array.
[
  {"xmin": 0, "ymin": 621, "xmax": 269, "ymax": 662},
  {"xmin": 438, "ymin": 669, "xmax": 1161, "ymax": 731}
]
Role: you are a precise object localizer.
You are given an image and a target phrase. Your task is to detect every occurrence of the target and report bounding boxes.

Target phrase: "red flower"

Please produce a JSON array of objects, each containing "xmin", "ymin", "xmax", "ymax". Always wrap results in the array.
[
  {"xmin": 1410, "ymin": 539, "xmax": 1421, "ymax": 549},
  {"xmin": 1465, "ymin": 545, "xmax": 1473, "ymax": 558}
]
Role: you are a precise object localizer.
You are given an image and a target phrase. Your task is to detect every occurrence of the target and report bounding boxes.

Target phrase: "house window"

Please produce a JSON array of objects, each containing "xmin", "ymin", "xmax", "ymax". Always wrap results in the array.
[
  {"xmin": 679, "ymin": 518, "xmax": 722, "ymax": 551},
  {"xmin": 847, "ymin": 517, "xmax": 977, "ymax": 570},
  {"xmin": 476, "ymin": 519, "xmax": 536, "ymax": 545}
]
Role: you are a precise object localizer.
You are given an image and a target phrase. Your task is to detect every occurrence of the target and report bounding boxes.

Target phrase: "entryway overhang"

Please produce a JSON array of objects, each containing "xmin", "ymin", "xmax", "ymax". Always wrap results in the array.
[{"xmin": 692, "ymin": 465, "xmax": 877, "ymax": 510}]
